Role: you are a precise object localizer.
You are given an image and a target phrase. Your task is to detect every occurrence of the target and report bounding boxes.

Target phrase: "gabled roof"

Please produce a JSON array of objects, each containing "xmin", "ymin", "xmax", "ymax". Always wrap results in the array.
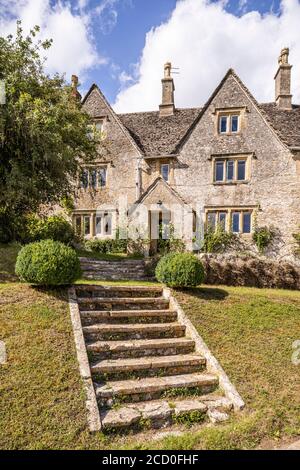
[
  {"xmin": 118, "ymin": 108, "xmax": 200, "ymax": 156},
  {"xmin": 83, "ymin": 71, "xmax": 300, "ymax": 156},
  {"xmin": 134, "ymin": 176, "xmax": 189, "ymax": 207},
  {"xmin": 82, "ymin": 84, "xmax": 142, "ymax": 156}
]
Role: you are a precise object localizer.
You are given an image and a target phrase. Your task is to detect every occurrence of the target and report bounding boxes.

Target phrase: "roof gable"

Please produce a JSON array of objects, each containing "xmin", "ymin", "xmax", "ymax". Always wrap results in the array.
[
  {"xmin": 134, "ymin": 177, "xmax": 189, "ymax": 207},
  {"xmin": 82, "ymin": 84, "xmax": 142, "ymax": 155}
]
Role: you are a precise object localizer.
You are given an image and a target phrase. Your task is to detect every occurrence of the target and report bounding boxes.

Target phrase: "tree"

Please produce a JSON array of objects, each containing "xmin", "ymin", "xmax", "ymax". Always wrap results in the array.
[{"xmin": 0, "ymin": 22, "xmax": 99, "ymax": 241}]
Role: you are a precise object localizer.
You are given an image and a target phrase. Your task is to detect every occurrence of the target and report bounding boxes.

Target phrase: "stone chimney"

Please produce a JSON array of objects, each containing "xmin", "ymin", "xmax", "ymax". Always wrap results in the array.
[
  {"xmin": 159, "ymin": 62, "xmax": 175, "ymax": 117},
  {"xmin": 71, "ymin": 75, "xmax": 82, "ymax": 101},
  {"xmin": 274, "ymin": 48, "xmax": 292, "ymax": 109}
]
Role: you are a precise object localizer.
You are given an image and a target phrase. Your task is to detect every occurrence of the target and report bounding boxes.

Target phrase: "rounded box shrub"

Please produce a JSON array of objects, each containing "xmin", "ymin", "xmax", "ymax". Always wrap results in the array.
[
  {"xmin": 15, "ymin": 239, "xmax": 82, "ymax": 285},
  {"xmin": 155, "ymin": 252, "xmax": 205, "ymax": 288}
]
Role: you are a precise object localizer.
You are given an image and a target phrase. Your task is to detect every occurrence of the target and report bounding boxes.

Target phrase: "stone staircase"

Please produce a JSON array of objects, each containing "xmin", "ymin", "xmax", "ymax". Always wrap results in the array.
[
  {"xmin": 75, "ymin": 285, "xmax": 233, "ymax": 432},
  {"xmin": 80, "ymin": 258, "xmax": 152, "ymax": 281}
]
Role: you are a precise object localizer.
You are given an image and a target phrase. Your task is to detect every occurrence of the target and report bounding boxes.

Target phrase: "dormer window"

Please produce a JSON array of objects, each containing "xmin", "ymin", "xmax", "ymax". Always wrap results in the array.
[{"xmin": 219, "ymin": 114, "xmax": 240, "ymax": 134}]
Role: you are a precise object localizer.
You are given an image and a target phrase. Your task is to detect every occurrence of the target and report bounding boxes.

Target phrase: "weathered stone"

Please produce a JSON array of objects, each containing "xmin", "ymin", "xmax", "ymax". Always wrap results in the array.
[{"xmin": 207, "ymin": 409, "xmax": 230, "ymax": 424}]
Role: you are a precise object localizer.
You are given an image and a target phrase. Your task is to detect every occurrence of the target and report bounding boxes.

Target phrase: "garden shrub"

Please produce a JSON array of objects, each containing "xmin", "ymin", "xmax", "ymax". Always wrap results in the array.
[
  {"xmin": 252, "ymin": 226, "xmax": 274, "ymax": 253},
  {"xmin": 22, "ymin": 214, "xmax": 76, "ymax": 245},
  {"xmin": 155, "ymin": 252, "xmax": 205, "ymax": 288},
  {"xmin": 84, "ymin": 238, "xmax": 113, "ymax": 254},
  {"xmin": 202, "ymin": 224, "xmax": 235, "ymax": 253},
  {"xmin": 15, "ymin": 239, "xmax": 81, "ymax": 285}
]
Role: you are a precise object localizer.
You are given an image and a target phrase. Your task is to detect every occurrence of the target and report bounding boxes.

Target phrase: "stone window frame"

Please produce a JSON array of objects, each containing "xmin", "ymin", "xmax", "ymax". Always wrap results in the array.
[
  {"xmin": 79, "ymin": 162, "xmax": 109, "ymax": 190},
  {"xmin": 213, "ymin": 106, "xmax": 248, "ymax": 136},
  {"xmin": 211, "ymin": 153, "xmax": 252, "ymax": 185},
  {"xmin": 204, "ymin": 205, "xmax": 256, "ymax": 236},
  {"xmin": 72, "ymin": 209, "xmax": 117, "ymax": 239},
  {"xmin": 87, "ymin": 116, "xmax": 108, "ymax": 141}
]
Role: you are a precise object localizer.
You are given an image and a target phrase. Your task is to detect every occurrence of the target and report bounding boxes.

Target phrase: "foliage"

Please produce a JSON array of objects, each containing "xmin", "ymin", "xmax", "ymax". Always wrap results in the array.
[
  {"xmin": 0, "ymin": 22, "xmax": 99, "ymax": 240},
  {"xmin": 157, "ymin": 223, "xmax": 186, "ymax": 255},
  {"xmin": 84, "ymin": 229, "xmax": 128, "ymax": 254},
  {"xmin": 21, "ymin": 214, "xmax": 76, "ymax": 245},
  {"xmin": 202, "ymin": 224, "xmax": 235, "ymax": 253},
  {"xmin": 15, "ymin": 239, "xmax": 81, "ymax": 285},
  {"xmin": 155, "ymin": 252, "xmax": 205, "ymax": 288},
  {"xmin": 252, "ymin": 226, "xmax": 274, "ymax": 253}
]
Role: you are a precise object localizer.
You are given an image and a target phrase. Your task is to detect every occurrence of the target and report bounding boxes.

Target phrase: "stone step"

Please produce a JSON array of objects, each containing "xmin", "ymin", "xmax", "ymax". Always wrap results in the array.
[
  {"xmin": 96, "ymin": 372, "xmax": 219, "ymax": 407},
  {"xmin": 83, "ymin": 322, "xmax": 186, "ymax": 341},
  {"xmin": 76, "ymin": 285, "xmax": 162, "ymax": 299},
  {"xmin": 91, "ymin": 354, "xmax": 206, "ymax": 380},
  {"xmin": 100, "ymin": 395, "xmax": 232, "ymax": 431},
  {"xmin": 80, "ymin": 257, "xmax": 146, "ymax": 265},
  {"xmin": 82, "ymin": 274, "xmax": 153, "ymax": 281},
  {"xmin": 87, "ymin": 337, "xmax": 195, "ymax": 360},
  {"xmin": 80, "ymin": 309, "xmax": 177, "ymax": 325},
  {"xmin": 78, "ymin": 297, "xmax": 169, "ymax": 311}
]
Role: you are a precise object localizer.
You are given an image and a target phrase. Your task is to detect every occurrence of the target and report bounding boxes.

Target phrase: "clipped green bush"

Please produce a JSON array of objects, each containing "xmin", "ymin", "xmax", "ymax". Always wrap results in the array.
[
  {"xmin": 22, "ymin": 214, "xmax": 76, "ymax": 245},
  {"xmin": 155, "ymin": 252, "xmax": 205, "ymax": 288},
  {"xmin": 84, "ymin": 238, "xmax": 113, "ymax": 253},
  {"xmin": 15, "ymin": 239, "xmax": 81, "ymax": 285}
]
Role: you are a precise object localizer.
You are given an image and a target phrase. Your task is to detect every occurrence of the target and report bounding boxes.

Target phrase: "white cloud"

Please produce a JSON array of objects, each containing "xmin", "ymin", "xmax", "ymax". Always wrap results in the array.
[
  {"xmin": 0, "ymin": 0, "xmax": 104, "ymax": 82},
  {"xmin": 113, "ymin": 0, "xmax": 300, "ymax": 113},
  {"xmin": 94, "ymin": 0, "xmax": 119, "ymax": 34}
]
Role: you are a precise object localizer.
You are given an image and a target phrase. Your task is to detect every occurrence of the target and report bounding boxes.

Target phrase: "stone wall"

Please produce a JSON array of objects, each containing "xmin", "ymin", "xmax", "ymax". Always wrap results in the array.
[{"xmin": 199, "ymin": 253, "xmax": 300, "ymax": 290}]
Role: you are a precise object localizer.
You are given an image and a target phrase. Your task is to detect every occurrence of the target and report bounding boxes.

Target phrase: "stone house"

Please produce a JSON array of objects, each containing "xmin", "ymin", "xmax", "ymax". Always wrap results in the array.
[{"xmin": 71, "ymin": 49, "xmax": 300, "ymax": 258}]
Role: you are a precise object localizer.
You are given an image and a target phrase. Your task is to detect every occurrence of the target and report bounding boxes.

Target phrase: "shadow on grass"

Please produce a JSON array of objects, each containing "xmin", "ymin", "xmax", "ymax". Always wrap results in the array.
[{"xmin": 175, "ymin": 286, "xmax": 229, "ymax": 301}]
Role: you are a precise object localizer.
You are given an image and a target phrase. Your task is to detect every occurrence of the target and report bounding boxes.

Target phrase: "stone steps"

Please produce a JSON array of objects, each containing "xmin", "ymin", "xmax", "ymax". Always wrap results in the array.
[
  {"xmin": 91, "ymin": 354, "xmax": 206, "ymax": 380},
  {"xmin": 87, "ymin": 337, "xmax": 196, "ymax": 360},
  {"xmin": 80, "ymin": 258, "xmax": 152, "ymax": 281},
  {"xmin": 75, "ymin": 284, "xmax": 232, "ymax": 432},
  {"xmin": 83, "ymin": 322, "xmax": 186, "ymax": 341},
  {"xmin": 95, "ymin": 373, "xmax": 219, "ymax": 407},
  {"xmin": 100, "ymin": 396, "xmax": 233, "ymax": 431},
  {"xmin": 80, "ymin": 309, "xmax": 178, "ymax": 325},
  {"xmin": 78, "ymin": 297, "xmax": 170, "ymax": 311}
]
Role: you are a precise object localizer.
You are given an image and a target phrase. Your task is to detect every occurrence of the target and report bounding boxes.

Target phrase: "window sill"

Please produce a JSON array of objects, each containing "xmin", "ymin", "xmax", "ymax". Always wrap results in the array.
[
  {"xmin": 213, "ymin": 180, "xmax": 249, "ymax": 186},
  {"xmin": 218, "ymin": 132, "xmax": 241, "ymax": 136}
]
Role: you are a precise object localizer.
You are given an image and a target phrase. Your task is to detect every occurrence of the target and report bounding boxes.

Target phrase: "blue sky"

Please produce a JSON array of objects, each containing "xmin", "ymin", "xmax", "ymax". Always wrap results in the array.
[{"xmin": 1, "ymin": 0, "xmax": 299, "ymax": 111}]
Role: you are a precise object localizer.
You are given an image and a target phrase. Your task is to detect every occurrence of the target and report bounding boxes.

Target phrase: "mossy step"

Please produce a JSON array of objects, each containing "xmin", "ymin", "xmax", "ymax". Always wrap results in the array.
[
  {"xmin": 96, "ymin": 372, "xmax": 218, "ymax": 401},
  {"xmin": 91, "ymin": 353, "xmax": 205, "ymax": 375},
  {"xmin": 83, "ymin": 322, "xmax": 185, "ymax": 341},
  {"xmin": 100, "ymin": 395, "xmax": 231, "ymax": 431},
  {"xmin": 87, "ymin": 337, "xmax": 195, "ymax": 359},
  {"xmin": 80, "ymin": 309, "xmax": 177, "ymax": 325}
]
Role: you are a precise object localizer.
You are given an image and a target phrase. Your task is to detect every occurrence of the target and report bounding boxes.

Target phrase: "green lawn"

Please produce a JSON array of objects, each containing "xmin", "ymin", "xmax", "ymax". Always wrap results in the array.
[
  {"xmin": 76, "ymin": 249, "xmax": 144, "ymax": 261},
  {"xmin": 1, "ymin": 281, "xmax": 300, "ymax": 450}
]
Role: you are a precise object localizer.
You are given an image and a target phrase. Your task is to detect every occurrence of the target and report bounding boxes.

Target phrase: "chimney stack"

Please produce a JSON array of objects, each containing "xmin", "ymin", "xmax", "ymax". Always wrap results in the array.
[
  {"xmin": 274, "ymin": 48, "xmax": 292, "ymax": 110},
  {"xmin": 159, "ymin": 62, "xmax": 175, "ymax": 117},
  {"xmin": 71, "ymin": 75, "xmax": 82, "ymax": 101}
]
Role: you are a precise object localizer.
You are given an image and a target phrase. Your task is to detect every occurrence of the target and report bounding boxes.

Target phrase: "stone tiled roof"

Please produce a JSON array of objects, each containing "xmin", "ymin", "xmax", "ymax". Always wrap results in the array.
[
  {"xmin": 118, "ymin": 108, "xmax": 200, "ymax": 156},
  {"xmin": 118, "ymin": 101, "xmax": 300, "ymax": 155},
  {"xmin": 260, "ymin": 103, "xmax": 300, "ymax": 148}
]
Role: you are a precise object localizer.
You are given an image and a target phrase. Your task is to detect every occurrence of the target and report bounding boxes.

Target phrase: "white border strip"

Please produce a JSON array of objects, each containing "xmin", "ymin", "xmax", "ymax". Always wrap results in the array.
[
  {"xmin": 163, "ymin": 287, "xmax": 245, "ymax": 411},
  {"xmin": 68, "ymin": 287, "xmax": 102, "ymax": 432}
]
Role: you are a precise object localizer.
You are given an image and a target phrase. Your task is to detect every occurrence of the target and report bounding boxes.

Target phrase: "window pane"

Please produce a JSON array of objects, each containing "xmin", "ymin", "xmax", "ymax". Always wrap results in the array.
[
  {"xmin": 237, "ymin": 160, "xmax": 246, "ymax": 180},
  {"xmin": 231, "ymin": 115, "xmax": 239, "ymax": 132},
  {"xmin": 243, "ymin": 212, "xmax": 251, "ymax": 233},
  {"xmin": 215, "ymin": 161, "xmax": 224, "ymax": 182},
  {"xmin": 90, "ymin": 170, "xmax": 97, "ymax": 189},
  {"xmin": 84, "ymin": 216, "xmax": 90, "ymax": 236},
  {"xmin": 104, "ymin": 212, "xmax": 112, "ymax": 235},
  {"xmin": 226, "ymin": 160, "xmax": 234, "ymax": 181},
  {"xmin": 81, "ymin": 169, "xmax": 89, "ymax": 189},
  {"xmin": 219, "ymin": 212, "xmax": 227, "ymax": 229},
  {"xmin": 98, "ymin": 168, "xmax": 107, "ymax": 187},
  {"xmin": 95, "ymin": 120, "xmax": 104, "ymax": 133},
  {"xmin": 95, "ymin": 216, "xmax": 102, "ymax": 235},
  {"xmin": 207, "ymin": 212, "xmax": 216, "ymax": 230},
  {"xmin": 232, "ymin": 212, "xmax": 240, "ymax": 233},
  {"xmin": 75, "ymin": 216, "xmax": 81, "ymax": 235},
  {"xmin": 220, "ymin": 116, "xmax": 227, "ymax": 133},
  {"xmin": 161, "ymin": 164, "xmax": 169, "ymax": 182}
]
